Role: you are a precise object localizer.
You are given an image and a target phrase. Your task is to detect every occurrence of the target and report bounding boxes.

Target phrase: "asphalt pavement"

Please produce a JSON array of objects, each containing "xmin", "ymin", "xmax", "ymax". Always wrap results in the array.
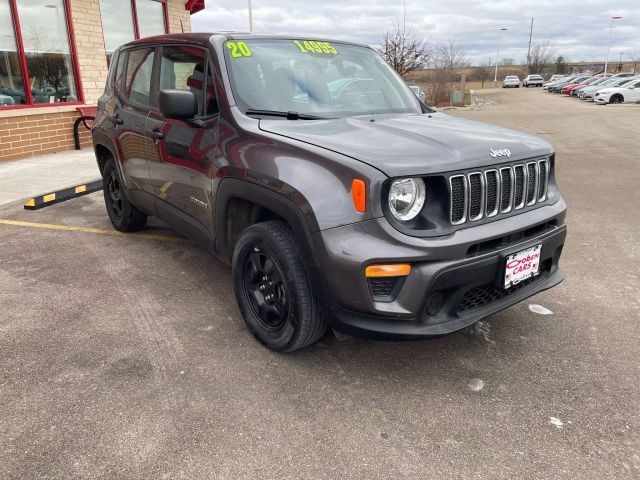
[{"xmin": 1, "ymin": 88, "xmax": 638, "ymax": 479}]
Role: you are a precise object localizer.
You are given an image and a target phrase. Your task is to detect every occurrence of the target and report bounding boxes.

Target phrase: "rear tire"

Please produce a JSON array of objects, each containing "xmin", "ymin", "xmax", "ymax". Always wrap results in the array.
[
  {"xmin": 232, "ymin": 220, "xmax": 327, "ymax": 352},
  {"xmin": 102, "ymin": 157, "xmax": 147, "ymax": 232}
]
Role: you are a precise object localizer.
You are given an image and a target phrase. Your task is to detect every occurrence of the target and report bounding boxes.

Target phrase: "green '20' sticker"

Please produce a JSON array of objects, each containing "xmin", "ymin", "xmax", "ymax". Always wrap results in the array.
[{"xmin": 227, "ymin": 41, "xmax": 252, "ymax": 58}]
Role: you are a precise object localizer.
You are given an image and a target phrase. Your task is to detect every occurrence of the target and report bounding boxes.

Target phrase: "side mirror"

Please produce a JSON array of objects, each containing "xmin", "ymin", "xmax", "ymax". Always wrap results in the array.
[
  {"xmin": 629, "ymin": 86, "xmax": 636, "ymax": 90},
  {"xmin": 159, "ymin": 89, "xmax": 198, "ymax": 120}
]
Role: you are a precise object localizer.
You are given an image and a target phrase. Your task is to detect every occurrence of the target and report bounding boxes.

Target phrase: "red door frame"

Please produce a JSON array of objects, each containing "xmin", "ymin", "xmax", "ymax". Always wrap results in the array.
[{"xmin": 2, "ymin": 0, "xmax": 84, "ymax": 110}]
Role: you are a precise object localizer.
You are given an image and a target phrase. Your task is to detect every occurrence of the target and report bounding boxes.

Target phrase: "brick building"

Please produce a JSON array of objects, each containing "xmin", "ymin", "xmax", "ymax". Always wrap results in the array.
[{"xmin": 0, "ymin": 0, "xmax": 204, "ymax": 162}]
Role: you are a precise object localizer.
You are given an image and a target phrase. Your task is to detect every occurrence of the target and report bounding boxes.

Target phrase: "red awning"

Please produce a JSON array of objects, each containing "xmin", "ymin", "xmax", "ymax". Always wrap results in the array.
[{"xmin": 186, "ymin": 0, "xmax": 205, "ymax": 14}]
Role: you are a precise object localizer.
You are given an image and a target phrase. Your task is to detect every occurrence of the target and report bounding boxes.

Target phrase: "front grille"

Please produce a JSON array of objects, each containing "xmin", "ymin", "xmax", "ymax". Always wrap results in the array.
[
  {"xmin": 449, "ymin": 159, "xmax": 549, "ymax": 225},
  {"xmin": 485, "ymin": 170, "xmax": 499, "ymax": 217}
]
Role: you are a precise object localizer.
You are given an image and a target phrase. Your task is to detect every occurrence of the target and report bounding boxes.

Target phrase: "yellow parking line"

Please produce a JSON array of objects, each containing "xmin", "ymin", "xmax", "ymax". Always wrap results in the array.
[{"xmin": 0, "ymin": 219, "xmax": 189, "ymax": 243}]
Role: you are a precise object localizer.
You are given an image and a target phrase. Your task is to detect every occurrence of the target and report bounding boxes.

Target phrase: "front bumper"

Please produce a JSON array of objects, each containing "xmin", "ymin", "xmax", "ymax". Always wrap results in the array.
[{"xmin": 312, "ymin": 200, "xmax": 567, "ymax": 339}]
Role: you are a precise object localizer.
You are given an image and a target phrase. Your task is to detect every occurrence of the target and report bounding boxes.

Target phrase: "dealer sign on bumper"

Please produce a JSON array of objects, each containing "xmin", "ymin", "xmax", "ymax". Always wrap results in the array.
[{"xmin": 504, "ymin": 244, "xmax": 542, "ymax": 289}]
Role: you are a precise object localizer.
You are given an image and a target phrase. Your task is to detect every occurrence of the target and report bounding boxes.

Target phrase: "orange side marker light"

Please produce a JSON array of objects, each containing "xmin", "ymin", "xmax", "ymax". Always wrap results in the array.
[
  {"xmin": 365, "ymin": 264, "xmax": 412, "ymax": 278},
  {"xmin": 351, "ymin": 179, "xmax": 366, "ymax": 213}
]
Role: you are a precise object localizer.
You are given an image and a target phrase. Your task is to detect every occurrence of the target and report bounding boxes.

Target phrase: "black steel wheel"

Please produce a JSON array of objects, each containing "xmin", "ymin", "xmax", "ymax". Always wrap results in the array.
[
  {"xmin": 102, "ymin": 157, "xmax": 147, "ymax": 232},
  {"xmin": 242, "ymin": 249, "xmax": 289, "ymax": 331},
  {"xmin": 105, "ymin": 167, "xmax": 123, "ymax": 221},
  {"xmin": 232, "ymin": 220, "xmax": 327, "ymax": 352}
]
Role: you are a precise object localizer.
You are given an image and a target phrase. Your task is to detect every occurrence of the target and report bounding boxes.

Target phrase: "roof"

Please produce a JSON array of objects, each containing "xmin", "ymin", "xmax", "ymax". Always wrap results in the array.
[{"xmin": 124, "ymin": 32, "xmax": 368, "ymax": 49}]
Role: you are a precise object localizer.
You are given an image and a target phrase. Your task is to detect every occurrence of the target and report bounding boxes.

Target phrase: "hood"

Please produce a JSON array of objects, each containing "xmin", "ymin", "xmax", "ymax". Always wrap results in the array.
[{"xmin": 259, "ymin": 112, "xmax": 553, "ymax": 177}]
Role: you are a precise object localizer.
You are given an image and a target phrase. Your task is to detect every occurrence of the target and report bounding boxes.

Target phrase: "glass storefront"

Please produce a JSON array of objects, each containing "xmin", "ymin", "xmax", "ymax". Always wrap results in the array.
[
  {"xmin": 0, "ymin": 0, "xmax": 26, "ymax": 106},
  {"xmin": 137, "ymin": 0, "xmax": 166, "ymax": 39},
  {"xmin": 17, "ymin": 0, "xmax": 78, "ymax": 104},
  {"xmin": 0, "ymin": 0, "xmax": 79, "ymax": 108},
  {"xmin": 99, "ymin": 0, "xmax": 168, "ymax": 63}
]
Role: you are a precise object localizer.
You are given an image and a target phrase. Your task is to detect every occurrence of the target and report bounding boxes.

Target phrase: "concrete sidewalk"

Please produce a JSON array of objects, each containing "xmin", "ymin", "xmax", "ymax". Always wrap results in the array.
[{"xmin": 0, "ymin": 149, "xmax": 100, "ymax": 206}]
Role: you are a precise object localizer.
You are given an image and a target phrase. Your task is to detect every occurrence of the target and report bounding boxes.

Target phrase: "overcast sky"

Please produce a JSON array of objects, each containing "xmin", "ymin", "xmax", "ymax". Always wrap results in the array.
[{"xmin": 192, "ymin": 0, "xmax": 640, "ymax": 65}]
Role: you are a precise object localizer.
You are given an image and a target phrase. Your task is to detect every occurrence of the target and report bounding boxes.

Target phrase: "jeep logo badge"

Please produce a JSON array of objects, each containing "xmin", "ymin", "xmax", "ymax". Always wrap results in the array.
[{"xmin": 490, "ymin": 148, "xmax": 512, "ymax": 158}]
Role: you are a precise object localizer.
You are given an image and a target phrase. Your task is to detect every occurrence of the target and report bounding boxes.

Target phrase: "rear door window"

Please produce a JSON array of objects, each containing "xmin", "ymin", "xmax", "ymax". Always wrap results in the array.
[{"xmin": 124, "ymin": 47, "xmax": 155, "ymax": 107}]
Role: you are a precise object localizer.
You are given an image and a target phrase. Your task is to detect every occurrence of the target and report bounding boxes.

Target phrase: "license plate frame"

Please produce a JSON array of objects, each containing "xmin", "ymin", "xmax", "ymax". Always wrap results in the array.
[{"xmin": 504, "ymin": 244, "xmax": 542, "ymax": 289}]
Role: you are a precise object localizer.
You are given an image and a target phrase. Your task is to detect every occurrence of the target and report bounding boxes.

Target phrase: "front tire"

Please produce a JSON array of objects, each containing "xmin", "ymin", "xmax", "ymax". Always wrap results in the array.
[
  {"xmin": 610, "ymin": 94, "xmax": 623, "ymax": 104},
  {"xmin": 102, "ymin": 158, "xmax": 147, "ymax": 232},
  {"xmin": 232, "ymin": 221, "xmax": 327, "ymax": 352}
]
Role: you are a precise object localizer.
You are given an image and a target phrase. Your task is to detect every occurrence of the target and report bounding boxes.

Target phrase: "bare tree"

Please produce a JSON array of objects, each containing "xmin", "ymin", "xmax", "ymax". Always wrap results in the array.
[
  {"xmin": 628, "ymin": 52, "xmax": 640, "ymax": 74},
  {"xmin": 378, "ymin": 6, "xmax": 431, "ymax": 77},
  {"xmin": 469, "ymin": 63, "xmax": 491, "ymax": 88},
  {"xmin": 529, "ymin": 41, "xmax": 556, "ymax": 77},
  {"xmin": 427, "ymin": 40, "xmax": 470, "ymax": 106}
]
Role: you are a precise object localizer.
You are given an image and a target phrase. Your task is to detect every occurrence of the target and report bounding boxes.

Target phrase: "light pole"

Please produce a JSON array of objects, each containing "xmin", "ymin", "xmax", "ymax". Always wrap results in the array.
[
  {"xmin": 248, "ymin": 0, "xmax": 253, "ymax": 32},
  {"xmin": 603, "ymin": 16, "xmax": 622, "ymax": 75},
  {"xmin": 493, "ymin": 28, "xmax": 507, "ymax": 87}
]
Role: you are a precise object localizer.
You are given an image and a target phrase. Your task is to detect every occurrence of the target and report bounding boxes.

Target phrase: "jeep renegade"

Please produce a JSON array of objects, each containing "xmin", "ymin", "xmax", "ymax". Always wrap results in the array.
[{"xmin": 92, "ymin": 33, "xmax": 567, "ymax": 352}]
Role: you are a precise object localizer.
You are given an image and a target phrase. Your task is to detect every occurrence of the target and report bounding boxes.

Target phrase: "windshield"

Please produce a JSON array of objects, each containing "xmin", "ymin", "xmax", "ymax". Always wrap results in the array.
[{"xmin": 223, "ymin": 39, "xmax": 423, "ymax": 118}]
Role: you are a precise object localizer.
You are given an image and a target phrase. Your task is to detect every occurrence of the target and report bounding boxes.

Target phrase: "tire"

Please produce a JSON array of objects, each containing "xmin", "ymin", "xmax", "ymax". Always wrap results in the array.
[
  {"xmin": 102, "ymin": 157, "xmax": 147, "ymax": 232},
  {"xmin": 610, "ymin": 94, "xmax": 623, "ymax": 104},
  {"xmin": 232, "ymin": 220, "xmax": 327, "ymax": 352}
]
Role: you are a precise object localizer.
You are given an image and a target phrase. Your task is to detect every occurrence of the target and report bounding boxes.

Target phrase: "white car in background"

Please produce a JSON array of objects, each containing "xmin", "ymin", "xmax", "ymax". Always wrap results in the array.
[
  {"xmin": 408, "ymin": 84, "xmax": 427, "ymax": 102},
  {"xmin": 0, "ymin": 94, "xmax": 15, "ymax": 106},
  {"xmin": 579, "ymin": 76, "xmax": 637, "ymax": 101},
  {"xmin": 595, "ymin": 78, "xmax": 640, "ymax": 104},
  {"xmin": 523, "ymin": 74, "xmax": 544, "ymax": 87},
  {"xmin": 502, "ymin": 75, "xmax": 520, "ymax": 88}
]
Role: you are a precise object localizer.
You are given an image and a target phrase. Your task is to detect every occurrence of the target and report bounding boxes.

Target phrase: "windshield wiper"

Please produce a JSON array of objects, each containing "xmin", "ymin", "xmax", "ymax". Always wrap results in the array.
[{"xmin": 245, "ymin": 109, "xmax": 330, "ymax": 120}]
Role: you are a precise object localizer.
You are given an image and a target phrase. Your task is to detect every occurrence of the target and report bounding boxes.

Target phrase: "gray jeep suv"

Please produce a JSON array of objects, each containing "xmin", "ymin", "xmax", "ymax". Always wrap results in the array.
[{"xmin": 92, "ymin": 33, "xmax": 567, "ymax": 352}]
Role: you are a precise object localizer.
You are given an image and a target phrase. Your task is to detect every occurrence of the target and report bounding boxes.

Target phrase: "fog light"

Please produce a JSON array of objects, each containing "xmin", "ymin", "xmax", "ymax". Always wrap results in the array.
[{"xmin": 425, "ymin": 292, "xmax": 445, "ymax": 316}]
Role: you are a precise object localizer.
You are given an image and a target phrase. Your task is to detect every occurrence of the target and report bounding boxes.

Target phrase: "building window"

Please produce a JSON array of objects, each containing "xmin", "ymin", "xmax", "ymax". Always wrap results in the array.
[
  {"xmin": 99, "ymin": 0, "xmax": 168, "ymax": 62},
  {"xmin": 0, "ymin": 0, "xmax": 81, "ymax": 108}
]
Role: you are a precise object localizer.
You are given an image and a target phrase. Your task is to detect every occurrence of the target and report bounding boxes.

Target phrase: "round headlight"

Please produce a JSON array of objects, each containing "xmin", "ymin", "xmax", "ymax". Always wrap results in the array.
[{"xmin": 388, "ymin": 177, "xmax": 426, "ymax": 221}]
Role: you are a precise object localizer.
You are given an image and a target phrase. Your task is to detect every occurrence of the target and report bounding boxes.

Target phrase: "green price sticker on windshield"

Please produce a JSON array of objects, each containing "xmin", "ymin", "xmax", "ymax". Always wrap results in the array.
[
  {"xmin": 227, "ymin": 41, "xmax": 252, "ymax": 58},
  {"xmin": 294, "ymin": 40, "xmax": 338, "ymax": 55}
]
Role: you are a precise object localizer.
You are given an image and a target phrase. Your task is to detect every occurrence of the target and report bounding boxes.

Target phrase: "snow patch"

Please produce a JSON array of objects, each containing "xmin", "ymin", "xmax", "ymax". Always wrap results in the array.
[
  {"xmin": 529, "ymin": 304, "xmax": 554, "ymax": 315},
  {"xmin": 549, "ymin": 417, "xmax": 564, "ymax": 428},
  {"xmin": 468, "ymin": 378, "xmax": 484, "ymax": 391}
]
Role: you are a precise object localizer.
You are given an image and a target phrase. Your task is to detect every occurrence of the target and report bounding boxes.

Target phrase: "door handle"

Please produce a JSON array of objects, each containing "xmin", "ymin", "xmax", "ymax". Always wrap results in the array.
[
  {"xmin": 108, "ymin": 113, "xmax": 123, "ymax": 125},
  {"xmin": 149, "ymin": 128, "xmax": 164, "ymax": 140}
]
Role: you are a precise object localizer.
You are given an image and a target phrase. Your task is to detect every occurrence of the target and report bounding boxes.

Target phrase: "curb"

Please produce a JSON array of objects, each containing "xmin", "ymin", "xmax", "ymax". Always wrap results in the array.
[{"xmin": 24, "ymin": 179, "xmax": 103, "ymax": 210}]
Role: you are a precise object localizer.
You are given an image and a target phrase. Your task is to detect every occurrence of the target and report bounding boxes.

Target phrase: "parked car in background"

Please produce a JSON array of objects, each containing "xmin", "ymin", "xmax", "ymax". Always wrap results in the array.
[
  {"xmin": 502, "ymin": 75, "xmax": 520, "ymax": 88},
  {"xmin": 575, "ymin": 77, "xmax": 615, "ymax": 98},
  {"xmin": 0, "ymin": 86, "xmax": 25, "ymax": 104},
  {"xmin": 549, "ymin": 76, "xmax": 590, "ymax": 93},
  {"xmin": 544, "ymin": 75, "xmax": 575, "ymax": 92},
  {"xmin": 523, "ymin": 74, "xmax": 544, "ymax": 87},
  {"xmin": 547, "ymin": 74, "xmax": 565, "ymax": 83},
  {"xmin": 0, "ymin": 94, "xmax": 15, "ymax": 106},
  {"xmin": 581, "ymin": 76, "xmax": 638, "ymax": 101},
  {"xmin": 562, "ymin": 76, "xmax": 606, "ymax": 96},
  {"xmin": 595, "ymin": 78, "xmax": 640, "ymax": 104},
  {"xmin": 408, "ymin": 84, "xmax": 427, "ymax": 103}
]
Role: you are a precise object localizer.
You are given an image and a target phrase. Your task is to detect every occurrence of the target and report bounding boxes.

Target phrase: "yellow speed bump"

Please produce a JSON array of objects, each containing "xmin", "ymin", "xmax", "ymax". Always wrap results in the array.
[{"xmin": 24, "ymin": 179, "xmax": 103, "ymax": 210}]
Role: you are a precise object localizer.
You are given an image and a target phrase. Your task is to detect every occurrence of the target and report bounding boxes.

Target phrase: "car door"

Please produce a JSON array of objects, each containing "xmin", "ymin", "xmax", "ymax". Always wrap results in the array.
[
  {"xmin": 627, "ymin": 80, "xmax": 640, "ymax": 102},
  {"xmin": 111, "ymin": 46, "xmax": 157, "ymax": 193},
  {"xmin": 146, "ymin": 44, "xmax": 220, "ymax": 232}
]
